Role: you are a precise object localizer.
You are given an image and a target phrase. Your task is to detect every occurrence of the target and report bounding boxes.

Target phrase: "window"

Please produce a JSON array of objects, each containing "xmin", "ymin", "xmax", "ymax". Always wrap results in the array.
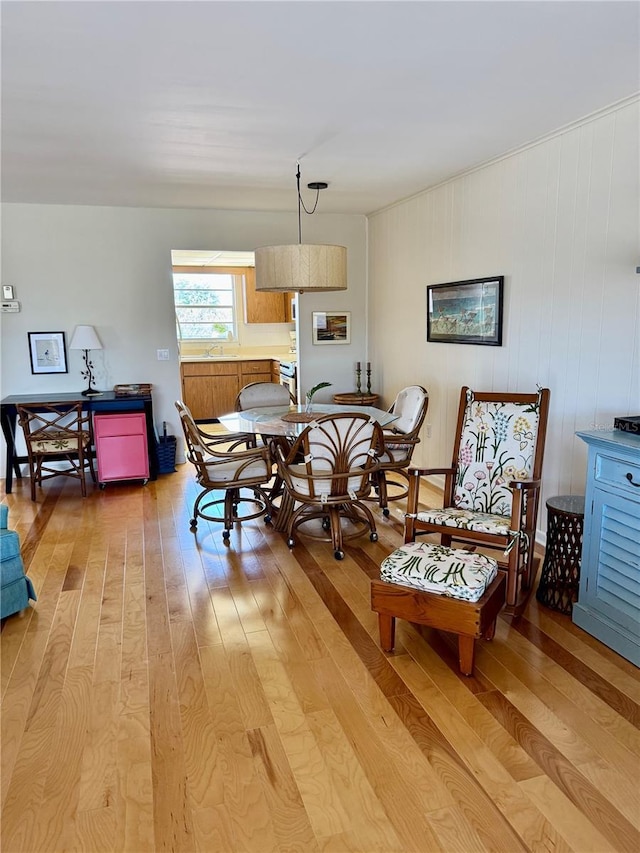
[{"xmin": 173, "ymin": 268, "xmax": 243, "ymax": 341}]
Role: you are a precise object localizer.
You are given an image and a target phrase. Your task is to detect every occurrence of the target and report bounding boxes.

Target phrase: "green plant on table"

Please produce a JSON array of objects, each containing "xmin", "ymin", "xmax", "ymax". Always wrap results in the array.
[{"xmin": 305, "ymin": 381, "xmax": 332, "ymax": 412}]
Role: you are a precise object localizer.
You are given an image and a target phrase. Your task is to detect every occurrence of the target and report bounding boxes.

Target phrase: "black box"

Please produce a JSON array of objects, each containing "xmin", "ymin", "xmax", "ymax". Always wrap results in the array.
[{"xmin": 614, "ymin": 416, "xmax": 640, "ymax": 435}]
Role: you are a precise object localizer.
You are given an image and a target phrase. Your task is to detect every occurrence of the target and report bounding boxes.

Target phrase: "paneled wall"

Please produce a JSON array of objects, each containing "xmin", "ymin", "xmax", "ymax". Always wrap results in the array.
[{"xmin": 368, "ymin": 97, "xmax": 640, "ymax": 540}]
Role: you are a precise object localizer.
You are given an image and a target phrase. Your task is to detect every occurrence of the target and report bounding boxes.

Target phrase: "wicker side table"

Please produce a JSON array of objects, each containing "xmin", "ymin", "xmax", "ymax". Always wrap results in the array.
[
  {"xmin": 536, "ymin": 495, "xmax": 585, "ymax": 615},
  {"xmin": 333, "ymin": 392, "xmax": 379, "ymax": 407}
]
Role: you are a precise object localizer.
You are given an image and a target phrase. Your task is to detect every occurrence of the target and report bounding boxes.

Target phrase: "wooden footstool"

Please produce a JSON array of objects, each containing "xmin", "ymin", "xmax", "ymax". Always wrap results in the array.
[{"xmin": 371, "ymin": 542, "xmax": 506, "ymax": 676}]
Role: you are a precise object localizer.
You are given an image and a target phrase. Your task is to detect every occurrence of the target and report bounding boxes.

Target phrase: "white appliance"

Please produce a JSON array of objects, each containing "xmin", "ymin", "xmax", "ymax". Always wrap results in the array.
[{"xmin": 279, "ymin": 360, "xmax": 297, "ymax": 402}]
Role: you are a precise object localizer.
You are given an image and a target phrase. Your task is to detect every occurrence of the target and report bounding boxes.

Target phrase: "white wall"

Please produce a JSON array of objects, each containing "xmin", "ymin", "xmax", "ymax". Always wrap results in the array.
[
  {"xmin": 0, "ymin": 205, "xmax": 366, "ymax": 468},
  {"xmin": 368, "ymin": 97, "xmax": 640, "ymax": 539}
]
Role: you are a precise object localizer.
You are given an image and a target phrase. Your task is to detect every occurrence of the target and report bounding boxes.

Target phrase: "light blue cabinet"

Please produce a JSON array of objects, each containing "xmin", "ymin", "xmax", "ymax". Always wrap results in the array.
[{"xmin": 574, "ymin": 430, "xmax": 640, "ymax": 666}]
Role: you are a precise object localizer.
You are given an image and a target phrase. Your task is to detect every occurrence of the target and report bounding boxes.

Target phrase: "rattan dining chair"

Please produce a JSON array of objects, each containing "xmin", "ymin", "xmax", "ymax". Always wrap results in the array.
[
  {"xmin": 371, "ymin": 385, "xmax": 429, "ymax": 515},
  {"xmin": 175, "ymin": 400, "xmax": 273, "ymax": 539},
  {"xmin": 276, "ymin": 411, "xmax": 383, "ymax": 560}
]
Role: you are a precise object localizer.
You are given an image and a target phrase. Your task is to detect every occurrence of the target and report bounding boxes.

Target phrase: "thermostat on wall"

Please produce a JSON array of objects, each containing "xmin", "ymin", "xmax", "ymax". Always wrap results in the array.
[
  {"xmin": 3, "ymin": 285, "xmax": 14, "ymax": 300},
  {"xmin": 1, "ymin": 300, "xmax": 21, "ymax": 313}
]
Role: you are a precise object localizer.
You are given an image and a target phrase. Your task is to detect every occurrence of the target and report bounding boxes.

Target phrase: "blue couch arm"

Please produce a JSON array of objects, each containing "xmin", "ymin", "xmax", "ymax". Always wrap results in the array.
[{"xmin": 1, "ymin": 504, "xmax": 37, "ymax": 619}]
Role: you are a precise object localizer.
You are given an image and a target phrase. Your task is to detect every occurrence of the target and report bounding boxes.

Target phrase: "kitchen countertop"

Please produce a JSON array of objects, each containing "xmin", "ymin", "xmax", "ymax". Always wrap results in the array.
[{"xmin": 180, "ymin": 351, "xmax": 297, "ymax": 364}]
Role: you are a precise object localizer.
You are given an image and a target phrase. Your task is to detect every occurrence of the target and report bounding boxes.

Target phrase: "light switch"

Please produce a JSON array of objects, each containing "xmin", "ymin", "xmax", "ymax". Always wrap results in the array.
[{"xmin": 157, "ymin": 349, "xmax": 170, "ymax": 361}]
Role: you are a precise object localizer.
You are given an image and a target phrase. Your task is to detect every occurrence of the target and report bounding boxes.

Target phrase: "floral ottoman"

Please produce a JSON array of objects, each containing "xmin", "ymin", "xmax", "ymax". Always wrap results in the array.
[{"xmin": 371, "ymin": 541, "xmax": 506, "ymax": 675}]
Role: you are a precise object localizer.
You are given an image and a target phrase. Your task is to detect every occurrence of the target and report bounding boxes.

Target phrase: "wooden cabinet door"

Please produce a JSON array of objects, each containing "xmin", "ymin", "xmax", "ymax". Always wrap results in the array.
[
  {"xmin": 182, "ymin": 375, "xmax": 215, "ymax": 420},
  {"xmin": 182, "ymin": 363, "xmax": 241, "ymax": 420},
  {"xmin": 243, "ymin": 267, "xmax": 293, "ymax": 323},
  {"xmin": 210, "ymin": 375, "xmax": 241, "ymax": 418}
]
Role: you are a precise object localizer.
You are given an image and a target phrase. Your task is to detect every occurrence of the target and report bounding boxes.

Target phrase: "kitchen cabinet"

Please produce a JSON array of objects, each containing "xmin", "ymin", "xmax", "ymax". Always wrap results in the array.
[
  {"xmin": 573, "ymin": 430, "xmax": 640, "ymax": 666},
  {"xmin": 240, "ymin": 359, "xmax": 272, "ymax": 386},
  {"xmin": 243, "ymin": 267, "xmax": 294, "ymax": 324},
  {"xmin": 181, "ymin": 361, "xmax": 240, "ymax": 420},
  {"xmin": 94, "ymin": 412, "xmax": 149, "ymax": 486},
  {"xmin": 181, "ymin": 359, "xmax": 278, "ymax": 420}
]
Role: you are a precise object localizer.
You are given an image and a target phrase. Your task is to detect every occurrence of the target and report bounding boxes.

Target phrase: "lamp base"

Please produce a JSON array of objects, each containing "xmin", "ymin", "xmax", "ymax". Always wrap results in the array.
[{"xmin": 82, "ymin": 388, "xmax": 103, "ymax": 397}]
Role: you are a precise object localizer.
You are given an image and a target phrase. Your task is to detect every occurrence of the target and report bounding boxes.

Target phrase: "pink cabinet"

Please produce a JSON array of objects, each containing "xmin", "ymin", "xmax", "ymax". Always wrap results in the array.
[{"xmin": 94, "ymin": 413, "xmax": 149, "ymax": 486}]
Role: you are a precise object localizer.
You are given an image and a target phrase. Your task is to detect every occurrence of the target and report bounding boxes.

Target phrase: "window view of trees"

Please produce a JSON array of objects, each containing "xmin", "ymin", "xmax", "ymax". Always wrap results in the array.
[{"xmin": 173, "ymin": 271, "xmax": 236, "ymax": 340}]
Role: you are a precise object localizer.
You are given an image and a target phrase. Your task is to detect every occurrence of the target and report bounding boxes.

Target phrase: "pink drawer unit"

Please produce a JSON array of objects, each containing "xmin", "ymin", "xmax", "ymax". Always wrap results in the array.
[{"xmin": 94, "ymin": 412, "xmax": 149, "ymax": 486}]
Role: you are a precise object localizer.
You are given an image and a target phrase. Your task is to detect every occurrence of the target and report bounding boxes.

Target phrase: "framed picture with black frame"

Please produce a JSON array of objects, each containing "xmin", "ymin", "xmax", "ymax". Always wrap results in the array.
[
  {"xmin": 426, "ymin": 276, "xmax": 504, "ymax": 346},
  {"xmin": 28, "ymin": 331, "xmax": 68, "ymax": 374}
]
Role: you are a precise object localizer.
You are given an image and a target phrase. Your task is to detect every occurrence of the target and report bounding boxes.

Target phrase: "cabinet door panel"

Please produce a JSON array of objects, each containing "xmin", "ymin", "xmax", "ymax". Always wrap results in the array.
[
  {"xmin": 210, "ymin": 376, "xmax": 241, "ymax": 418},
  {"xmin": 243, "ymin": 267, "xmax": 292, "ymax": 323},
  {"xmin": 582, "ymin": 490, "xmax": 640, "ymax": 635},
  {"xmin": 182, "ymin": 376, "xmax": 214, "ymax": 420}
]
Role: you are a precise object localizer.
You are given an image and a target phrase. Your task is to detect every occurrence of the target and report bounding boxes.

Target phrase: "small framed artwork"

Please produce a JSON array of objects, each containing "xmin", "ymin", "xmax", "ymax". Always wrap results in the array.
[
  {"xmin": 427, "ymin": 276, "xmax": 504, "ymax": 346},
  {"xmin": 312, "ymin": 311, "xmax": 351, "ymax": 345},
  {"xmin": 28, "ymin": 331, "xmax": 68, "ymax": 374}
]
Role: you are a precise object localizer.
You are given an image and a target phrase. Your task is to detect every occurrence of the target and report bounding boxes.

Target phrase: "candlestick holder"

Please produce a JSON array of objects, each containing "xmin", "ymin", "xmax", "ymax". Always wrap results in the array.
[
  {"xmin": 356, "ymin": 364, "xmax": 362, "ymax": 395},
  {"xmin": 367, "ymin": 365, "xmax": 372, "ymax": 394}
]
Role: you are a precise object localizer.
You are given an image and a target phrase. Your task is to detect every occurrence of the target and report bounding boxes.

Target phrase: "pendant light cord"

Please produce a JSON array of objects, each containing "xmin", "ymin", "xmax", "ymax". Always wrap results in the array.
[{"xmin": 296, "ymin": 163, "xmax": 321, "ymax": 243}]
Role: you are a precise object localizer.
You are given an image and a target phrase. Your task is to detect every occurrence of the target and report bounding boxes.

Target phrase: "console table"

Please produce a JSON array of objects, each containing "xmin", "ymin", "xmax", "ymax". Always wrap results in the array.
[{"xmin": 1, "ymin": 391, "xmax": 158, "ymax": 493}]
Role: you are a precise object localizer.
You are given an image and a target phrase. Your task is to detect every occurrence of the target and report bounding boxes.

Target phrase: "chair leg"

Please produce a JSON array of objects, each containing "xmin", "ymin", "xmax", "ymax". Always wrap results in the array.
[
  {"xmin": 484, "ymin": 618, "xmax": 497, "ymax": 641},
  {"xmin": 378, "ymin": 613, "xmax": 395, "ymax": 652},
  {"xmin": 329, "ymin": 506, "xmax": 344, "ymax": 558},
  {"xmin": 458, "ymin": 635, "xmax": 476, "ymax": 676}
]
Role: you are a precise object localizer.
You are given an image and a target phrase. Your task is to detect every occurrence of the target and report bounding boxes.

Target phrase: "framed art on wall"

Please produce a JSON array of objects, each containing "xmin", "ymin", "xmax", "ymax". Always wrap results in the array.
[
  {"xmin": 312, "ymin": 311, "xmax": 351, "ymax": 345},
  {"xmin": 28, "ymin": 331, "xmax": 68, "ymax": 374},
  {"xmin": 426, "ymin": 276, "xmax": 504, "ymax": 346}
]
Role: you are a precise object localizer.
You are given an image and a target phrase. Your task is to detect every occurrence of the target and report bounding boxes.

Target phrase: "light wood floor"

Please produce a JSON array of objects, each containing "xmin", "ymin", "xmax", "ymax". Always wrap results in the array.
[{"xmin": 1, "ymin": 465, "xmax": 639, "ymax": 853}]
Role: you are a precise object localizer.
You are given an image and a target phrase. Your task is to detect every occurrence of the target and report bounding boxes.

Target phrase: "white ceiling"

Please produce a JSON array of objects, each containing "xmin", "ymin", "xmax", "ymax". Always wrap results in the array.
[{"xmin": 2, "ymin": 1, "xmax": 638, "ymax": 215}]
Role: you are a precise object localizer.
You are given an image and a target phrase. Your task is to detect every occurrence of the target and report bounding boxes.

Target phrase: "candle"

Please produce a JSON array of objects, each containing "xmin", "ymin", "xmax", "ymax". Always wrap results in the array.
[{"xmin": 356, "ymin": 362, "xmax": 361, "ymax": 370}]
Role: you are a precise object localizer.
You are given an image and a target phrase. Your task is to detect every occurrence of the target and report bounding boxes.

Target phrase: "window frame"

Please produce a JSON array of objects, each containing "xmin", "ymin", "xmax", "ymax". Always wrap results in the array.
[{"xmin": 172, "ymin": 265, "xmax": 250, "ymax": 343}]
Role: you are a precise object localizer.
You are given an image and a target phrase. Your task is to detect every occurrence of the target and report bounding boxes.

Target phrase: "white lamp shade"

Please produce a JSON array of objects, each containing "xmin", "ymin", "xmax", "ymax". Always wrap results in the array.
[
  {"xmin": 69, "ymin": 324, "xmax": 103, "ymax": 350},
  {"xmin": 255, "ymin": 244, "xmax": 347, "ymax": 292}
]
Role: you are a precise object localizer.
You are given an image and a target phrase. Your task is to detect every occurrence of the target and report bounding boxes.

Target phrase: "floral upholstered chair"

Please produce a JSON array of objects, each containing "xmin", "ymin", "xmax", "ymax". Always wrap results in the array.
[{"xmin": 404, "ymin": 386, "xmax": 550, "ymax": 609}]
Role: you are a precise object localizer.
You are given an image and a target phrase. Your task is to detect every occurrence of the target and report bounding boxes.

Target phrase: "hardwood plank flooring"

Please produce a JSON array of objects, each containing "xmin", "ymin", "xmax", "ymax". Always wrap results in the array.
[{"xmin": 1, "ymin": 468, "xmax": 639, "ymax": 852}]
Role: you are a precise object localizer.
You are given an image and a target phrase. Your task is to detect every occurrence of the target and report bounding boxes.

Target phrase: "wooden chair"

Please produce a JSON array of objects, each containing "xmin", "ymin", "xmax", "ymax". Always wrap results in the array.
[
  {"xmin": 370, "ymin": 385, "xmax": 429, "ymax": 515},
  {"xmin": 175, "ymin": 400, "xmax": 273, "ymax": 539},
  {"xmin": 276, "ymin": 411, "xmax": 383, "ymax": 559},
  {"xmin": 403, "ymin": 386, "xmax": 550, "ymax": 609},
  {"xmin": 16, "ymin": 401, "xmax": 96, "ymax": 500}
]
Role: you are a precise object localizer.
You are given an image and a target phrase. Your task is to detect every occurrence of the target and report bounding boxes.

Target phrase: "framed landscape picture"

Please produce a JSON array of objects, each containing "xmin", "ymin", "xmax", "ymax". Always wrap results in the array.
[
  {"xmin": 426, "ymin": 276, "xmax": 504, "ymax": 346},
  {"xmin": 312, "ymin": 311, "xmax": 351, "ymax": 345}
]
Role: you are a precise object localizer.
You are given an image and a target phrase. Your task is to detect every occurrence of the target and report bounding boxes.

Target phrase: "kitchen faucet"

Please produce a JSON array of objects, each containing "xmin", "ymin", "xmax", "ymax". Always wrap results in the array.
[{"xmin": 205, "ymin": 343, "xmax": 224, "ymax": 356}]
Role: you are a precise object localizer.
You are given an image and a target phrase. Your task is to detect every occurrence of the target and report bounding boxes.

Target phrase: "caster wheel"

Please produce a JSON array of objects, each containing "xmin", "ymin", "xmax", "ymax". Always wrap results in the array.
[
  {"xmin": 383, "ymin": 508, "xmax": 390, "ymax": 517},
  {"xmin": 370, "ymin": 532, "xmax": 378, "ymax": 542},
  {"xmin": 222, "ymin": 530, "xmax": 230, "ymax": 541},
  {"xmin": 287, "ymin": 538, "xmax": 295, "ymax": 548},
  {"xmin": 334, "ymin": 550, "xmax": 344, "ymax": 560},
  {"xmin": 190, "ymin": 519, "xmax": 197, "ymax": 530},
  {"xmin": 264, "ymin": 514, "xmax": 272, "ymax": 525},
  {"xmin": 99, "ymin": 483, "xmax": 106, "ymax": 490},
  {"xmin": 322, "ymin": 517, "xmax": 331, "ymax": 531}
]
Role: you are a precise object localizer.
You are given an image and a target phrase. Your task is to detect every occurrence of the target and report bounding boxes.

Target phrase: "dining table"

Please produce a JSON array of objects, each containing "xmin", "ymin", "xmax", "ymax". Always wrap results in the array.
[
  {"xmin": 217, "ymin": 402, "xmax": 398, "ymax": 438},
  {"xmin": 217, "ymin": 402, "xmax": 399, "ymax": 531}
]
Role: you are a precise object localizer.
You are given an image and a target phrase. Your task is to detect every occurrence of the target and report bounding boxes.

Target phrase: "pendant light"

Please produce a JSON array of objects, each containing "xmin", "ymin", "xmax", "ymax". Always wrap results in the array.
[{"xmin": 255, "ymin": 164, "xmax": 347, "ymax": 293}]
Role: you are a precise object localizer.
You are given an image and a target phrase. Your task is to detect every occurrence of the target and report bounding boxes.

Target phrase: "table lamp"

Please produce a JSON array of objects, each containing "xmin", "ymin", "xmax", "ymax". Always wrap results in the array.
[{"xmin": 69, "ymin": 324, "xmax": 103, "ymax": 396}]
